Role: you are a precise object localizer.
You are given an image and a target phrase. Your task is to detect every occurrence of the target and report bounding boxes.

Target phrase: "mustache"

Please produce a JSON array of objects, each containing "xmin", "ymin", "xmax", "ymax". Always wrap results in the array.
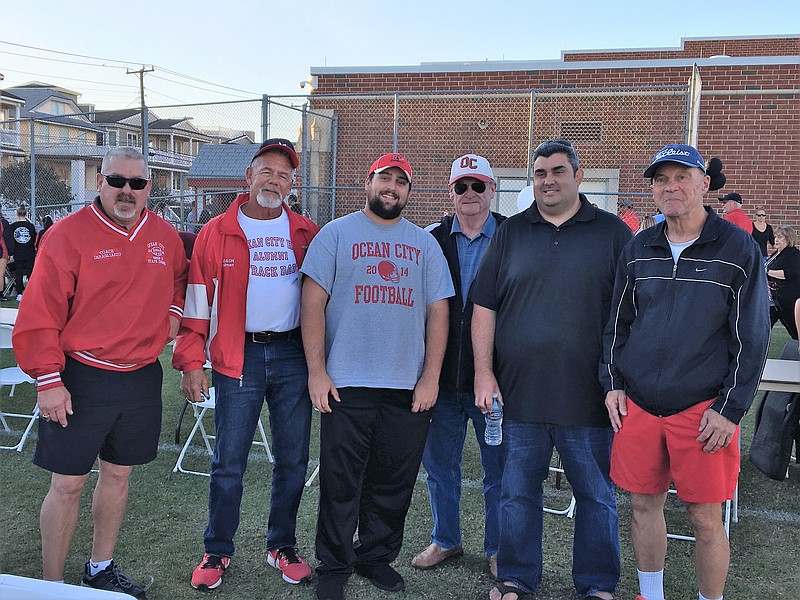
[{"xmin": 115, "ymin": 192, "xmax": 136, "ymax": 203}]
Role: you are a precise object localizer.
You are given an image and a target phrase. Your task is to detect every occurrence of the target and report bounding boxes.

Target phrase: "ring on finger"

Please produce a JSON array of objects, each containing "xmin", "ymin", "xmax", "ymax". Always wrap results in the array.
[{"xmin": 43, "ymin": 414, "xmax": 51, "ymax": 422}]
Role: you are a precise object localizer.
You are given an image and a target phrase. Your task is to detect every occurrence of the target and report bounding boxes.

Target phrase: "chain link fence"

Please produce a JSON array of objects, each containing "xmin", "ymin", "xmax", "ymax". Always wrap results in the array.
[
  {"xmin": 298, "ymin": 86, "xmax": 690, "ymax": 227},
  {"xmin": 1, "ymin": 85, "xmax": 692, "ymax": 230}
]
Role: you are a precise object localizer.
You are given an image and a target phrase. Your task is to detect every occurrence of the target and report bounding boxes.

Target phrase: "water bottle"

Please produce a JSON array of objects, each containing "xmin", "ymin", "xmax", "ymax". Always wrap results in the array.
[{"xmin": 484, "ymin": 393, "xmax": 503, "ymax": 446}]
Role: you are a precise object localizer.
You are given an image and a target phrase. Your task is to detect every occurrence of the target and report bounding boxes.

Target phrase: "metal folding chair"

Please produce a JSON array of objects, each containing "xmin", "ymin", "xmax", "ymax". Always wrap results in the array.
[
  {"xmin": 0, "ymin": 320, "xmax": 37, "ymax": 452},
  {"xmin": 172, "ymin": 387, "xmax": 274, "ymax": 476},
  {"xmin": 543, "ymin": 451, "xmax": 576, "ymax": 518}
]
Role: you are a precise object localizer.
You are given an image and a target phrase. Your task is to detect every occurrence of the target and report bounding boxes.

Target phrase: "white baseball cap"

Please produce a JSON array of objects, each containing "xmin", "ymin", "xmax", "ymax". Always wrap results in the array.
[{"xmin": 449, "ymin": 154, "xmax": 494, "ymax": 184}]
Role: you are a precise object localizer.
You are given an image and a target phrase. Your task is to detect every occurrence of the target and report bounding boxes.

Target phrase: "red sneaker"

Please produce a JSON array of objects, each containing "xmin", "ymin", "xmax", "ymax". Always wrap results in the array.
[
  {"xmin": 267, "ymin": 547, "xmax": 312, "ymax": 584},
  {"xmin": 191, "ymin": 553, "xmax": 230, "ymax": 590}
]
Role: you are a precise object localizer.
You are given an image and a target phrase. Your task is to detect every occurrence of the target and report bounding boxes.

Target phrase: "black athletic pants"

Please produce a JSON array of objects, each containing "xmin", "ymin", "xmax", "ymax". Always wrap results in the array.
[{"xmin": 315, "ymin": 386, "xmax": 431, "ymax": 575}]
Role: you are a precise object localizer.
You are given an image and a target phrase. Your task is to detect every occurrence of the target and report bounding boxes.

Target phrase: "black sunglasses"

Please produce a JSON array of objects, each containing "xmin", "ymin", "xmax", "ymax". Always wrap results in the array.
[
  {"xmin": 757, "ymin": 213, "xmax": 766, "ymax": 217},
  {"xmin": 453, "ymin": 180, "xmax": 487, "ymax": 195},
  {"xmin": 102, "ymin": 174, "xmax": 149, "ymax": 190}
]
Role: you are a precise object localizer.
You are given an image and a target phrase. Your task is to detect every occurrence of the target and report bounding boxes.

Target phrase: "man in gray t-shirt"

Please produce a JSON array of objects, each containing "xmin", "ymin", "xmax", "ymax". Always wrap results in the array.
[{"xmin": 301, "ymin": 152, "xmax": 453, "ymax": 600}]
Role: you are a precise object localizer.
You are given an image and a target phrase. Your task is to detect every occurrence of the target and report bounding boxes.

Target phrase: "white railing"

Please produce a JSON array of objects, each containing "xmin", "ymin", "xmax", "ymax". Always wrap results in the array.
[{"xmin": 0, "ymin": 127, "xmax": 21, "ymax": 148}]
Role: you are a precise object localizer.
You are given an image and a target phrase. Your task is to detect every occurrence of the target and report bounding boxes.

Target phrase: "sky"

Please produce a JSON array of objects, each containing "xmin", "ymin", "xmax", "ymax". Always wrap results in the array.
[{"xmin": 0, "ymin": 0, "xmax": 797, "ymax": 110}]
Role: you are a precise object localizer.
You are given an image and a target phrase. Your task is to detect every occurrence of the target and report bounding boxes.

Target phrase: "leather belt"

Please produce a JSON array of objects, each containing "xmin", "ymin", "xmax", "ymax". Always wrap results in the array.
[{"xmin": 248, "ymin": 327, "xmax": 301, "ymax": 344}]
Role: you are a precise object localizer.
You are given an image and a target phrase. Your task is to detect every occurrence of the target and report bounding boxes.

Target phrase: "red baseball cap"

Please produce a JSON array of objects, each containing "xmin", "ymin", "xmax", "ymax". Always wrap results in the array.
[
  {"xmin": 368, "ymin": 153, "xmax": 413, "ymax": 182},
  {"xmin": 252, "ymin": 138, "xmax": 299, "ymax": 168}
]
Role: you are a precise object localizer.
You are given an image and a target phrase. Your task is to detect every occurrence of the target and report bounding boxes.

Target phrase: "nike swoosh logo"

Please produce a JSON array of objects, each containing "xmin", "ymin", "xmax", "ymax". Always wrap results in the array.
[{"xmin": 696, "ymin": 268, "xmax": 707, "ymax": 272}]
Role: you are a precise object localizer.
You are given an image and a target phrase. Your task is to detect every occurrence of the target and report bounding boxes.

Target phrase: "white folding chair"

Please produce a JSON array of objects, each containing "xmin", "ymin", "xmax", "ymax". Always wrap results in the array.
[
  {"xmin": 543, "ymin": 451, "xmax": 576, "ymax": 518},
  {"xmin": 666, "ymin": 432, "xmax": 739, "ymax": 542},
  {"xmin": 305, "ymin": 463, "xmax": 320, "ymax": 487},
  {"xmin": 173, "ymin": 387, "xmax": 274, "ymax": 476},
  {"xmin": 0, "ymin": 321, "xmax": 37, "ymax": 452}
]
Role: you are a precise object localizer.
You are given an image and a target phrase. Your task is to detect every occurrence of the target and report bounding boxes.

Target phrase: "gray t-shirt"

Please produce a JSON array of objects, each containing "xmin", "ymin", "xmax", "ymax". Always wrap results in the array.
[{"xmin": 301, "ymin": 210, "xmax": 454, "ymax": 390}]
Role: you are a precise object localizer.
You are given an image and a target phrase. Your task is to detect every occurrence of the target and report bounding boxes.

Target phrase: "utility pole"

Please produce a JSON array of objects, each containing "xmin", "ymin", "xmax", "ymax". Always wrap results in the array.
[{"xmin": 126, "ymin": 66, "xmax": 154, "ymax": 157}]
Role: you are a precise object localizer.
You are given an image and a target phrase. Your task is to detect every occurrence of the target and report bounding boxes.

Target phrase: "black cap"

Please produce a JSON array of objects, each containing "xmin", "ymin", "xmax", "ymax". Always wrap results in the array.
[
  {"xmin": 718, "ymin": 192, "xmax": 742, "ymax": 204},
  {"xmin": 252, "ymin": 138, "xmax": 299, "ymax": 168}
]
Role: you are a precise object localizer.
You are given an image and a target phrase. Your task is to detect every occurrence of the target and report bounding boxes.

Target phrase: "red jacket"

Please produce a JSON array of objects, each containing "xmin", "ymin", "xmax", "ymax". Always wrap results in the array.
[
  {"xmin": 724, "ymin": 208, "xmax": 753, "ymax": 234},
  {"xmin": 13, "ymin": 202, "xmax": 188, "ymax": 390},
  {"xmin": 172, "ymin": 194, "xmax": 319, "ymax": 378}
]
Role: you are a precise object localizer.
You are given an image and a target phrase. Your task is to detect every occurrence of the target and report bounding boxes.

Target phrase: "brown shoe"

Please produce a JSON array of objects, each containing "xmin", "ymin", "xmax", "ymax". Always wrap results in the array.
[
  {"xmin": 411, "ymin": 543, "xmax": 464, "ymax": 570},
  {"xmin": 488, "ymin": 553, "xmax": 498, "ymax": 578}
]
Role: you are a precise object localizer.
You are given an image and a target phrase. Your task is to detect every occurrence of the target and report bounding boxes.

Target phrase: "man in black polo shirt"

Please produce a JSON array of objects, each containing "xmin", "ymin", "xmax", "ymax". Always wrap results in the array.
[{"xmin": 472, "ymin": 140, "xmax": 632, "ymax": 600}]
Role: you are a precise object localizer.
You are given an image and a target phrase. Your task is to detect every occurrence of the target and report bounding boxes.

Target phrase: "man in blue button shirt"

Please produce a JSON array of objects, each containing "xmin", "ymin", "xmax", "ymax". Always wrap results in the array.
[{"xmin": 412, "ymin": 154, "xmax": 507, "ymax": 577}]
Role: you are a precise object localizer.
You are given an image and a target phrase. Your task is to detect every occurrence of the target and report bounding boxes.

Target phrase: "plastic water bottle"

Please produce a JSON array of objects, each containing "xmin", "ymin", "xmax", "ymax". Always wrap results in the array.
[{"xmin": 484, "ymin": 393, "xmax": 503, "ymax": 446}]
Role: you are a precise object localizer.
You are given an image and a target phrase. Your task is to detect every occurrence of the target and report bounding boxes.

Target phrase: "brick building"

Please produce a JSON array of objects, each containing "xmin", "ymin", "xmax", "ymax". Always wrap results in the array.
[{"xmin": 306, "ymin": 35, "xmax": 799, "ymax": 228}]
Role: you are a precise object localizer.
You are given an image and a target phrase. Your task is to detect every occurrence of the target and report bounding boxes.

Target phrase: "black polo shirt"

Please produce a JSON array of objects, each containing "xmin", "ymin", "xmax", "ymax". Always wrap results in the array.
[{"xmin": 472, "ymin": 195, "xmax": 632, "ymax": 427}]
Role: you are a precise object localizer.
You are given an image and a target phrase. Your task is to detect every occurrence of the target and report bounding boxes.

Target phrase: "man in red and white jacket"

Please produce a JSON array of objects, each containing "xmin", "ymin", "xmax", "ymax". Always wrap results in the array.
[
  {"xmin": 12, "ymin": 147, "xmax": 188, "ymax": 598},
  {"xmin": 172, "ymin": 139, "xmax": 319, "ymax": 591}
]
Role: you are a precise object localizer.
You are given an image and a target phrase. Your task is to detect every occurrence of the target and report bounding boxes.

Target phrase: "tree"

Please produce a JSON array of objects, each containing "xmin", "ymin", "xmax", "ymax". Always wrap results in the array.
[{"xmin": 0, "ymin": 159, "xmax": 74, "ymax": 210}]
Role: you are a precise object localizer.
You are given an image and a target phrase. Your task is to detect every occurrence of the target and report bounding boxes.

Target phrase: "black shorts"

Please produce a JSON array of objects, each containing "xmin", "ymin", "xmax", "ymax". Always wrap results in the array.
[{"xmin": 34, "ymin": 357, "xmax": 163, "ymax": 476}]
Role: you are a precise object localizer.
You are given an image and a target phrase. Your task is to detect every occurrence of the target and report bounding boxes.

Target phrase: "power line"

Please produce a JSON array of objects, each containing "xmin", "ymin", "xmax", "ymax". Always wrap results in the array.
[
  {"xmin": 0, "ymin": 39, "xmax": 261, "ymax": 98},
  {"xmin": 0, "ymin": 39, "xmax": 142, "ymax": 66},
  {"xmin": 156, "ymin": 67, "xmax": 260, "ymax": 96},
  {"xmin": 0, "ymin": 48, "xmax": 126, "ymax": 70},
  {"xmin": 149, "ymin": 75, "xmax": 256, "ymax": 99},
  {"xmin": 0, "ymin": 67, "xmax": 137, "ymax": 89}
]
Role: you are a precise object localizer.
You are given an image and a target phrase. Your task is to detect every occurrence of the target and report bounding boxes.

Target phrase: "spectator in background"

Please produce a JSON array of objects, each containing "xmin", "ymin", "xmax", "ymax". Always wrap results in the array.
[
  {"xmin": 617, "ymin": 199, "xmax": 639, "ymax": 233},
  {"xmin": 185, "ymin": 206, "xmax": 198, "ymax": 234},
  {"xmin": 198, "ymin": 206, "xmax": 212, "ymax": 229},
  {"xmin": 35, "ymin": 215, "xmax": 54, "ymax": 253},
  {"xmin": 765, "ymin": 225, "xmax": 800, "ymax": 340},
  {"xmin": 5, "ymin": 205, "xmax": 36, "ymax": 301},
  {"xmin": 638, "ymin": 215, "xmax": 657, "ymax": 233},
  {"xmin": 0, "ymin": 215, "xmax": 9, "ymax": 301},
  {"xmin": 751, "ymin": 207, "xmax": 775, "ymax": 257},
  {"xmin": 719, "ymin": 192, "xmax": 753, "ymax": 233}
]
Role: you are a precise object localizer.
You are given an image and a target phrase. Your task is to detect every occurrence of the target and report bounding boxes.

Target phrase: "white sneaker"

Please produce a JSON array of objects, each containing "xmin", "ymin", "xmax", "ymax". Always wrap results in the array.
[{"xmin": 16, "ymin": 294, "xmax": 22, "ymax": 301}]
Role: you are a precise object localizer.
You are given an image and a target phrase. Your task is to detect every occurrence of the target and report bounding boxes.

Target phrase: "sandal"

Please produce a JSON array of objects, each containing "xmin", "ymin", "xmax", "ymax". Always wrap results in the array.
[{"xmin": 489, "ymin": 582, "xmax": 529, "ymax": 599}]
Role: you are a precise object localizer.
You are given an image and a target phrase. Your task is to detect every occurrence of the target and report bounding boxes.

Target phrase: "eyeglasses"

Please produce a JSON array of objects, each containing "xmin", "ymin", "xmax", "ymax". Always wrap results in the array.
[
  {"xmin": 102, "ymin": 174, "xmax": 149, "ymax": 190},
  {"xmin": 757, "ymin": 213, "xmax": 766, "ymax": 217},
  {"xmin": 453, "ymin": 180, "xmax": 487, "ymax": 195}
]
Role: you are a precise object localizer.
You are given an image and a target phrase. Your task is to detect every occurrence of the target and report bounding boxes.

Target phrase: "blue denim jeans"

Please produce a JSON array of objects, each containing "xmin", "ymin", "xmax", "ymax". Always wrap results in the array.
[
  {"xmin": 204, "ymin": 338, "xmax": 311, "ymax": 557},
  {"xmin": 422, "ymin": 390, "xmax": 506, "ymax": 555},
  {"xmin": 497, "ymin": 422, "xmax": 620, "ymax": 597}
]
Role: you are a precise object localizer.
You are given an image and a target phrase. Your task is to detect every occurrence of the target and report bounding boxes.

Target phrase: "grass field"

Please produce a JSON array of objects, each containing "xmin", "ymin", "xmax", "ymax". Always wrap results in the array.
[{"xmin": 1, "ymin": 317, "xmax": 798, "ymax": 599}]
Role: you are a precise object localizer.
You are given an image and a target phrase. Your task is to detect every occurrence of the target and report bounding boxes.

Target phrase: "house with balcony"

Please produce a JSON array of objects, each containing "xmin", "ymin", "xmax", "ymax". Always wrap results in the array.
[
  {"xmin": 0, "ymin": 87, "xmax": 26, "ymax": 170},
  {"xmin": 90, "ymin": 109, "xmax": 216, "ymax": 194},
  {"xmin": 4, "ymin": 82, "xmax": 103, "ymax": 204}
]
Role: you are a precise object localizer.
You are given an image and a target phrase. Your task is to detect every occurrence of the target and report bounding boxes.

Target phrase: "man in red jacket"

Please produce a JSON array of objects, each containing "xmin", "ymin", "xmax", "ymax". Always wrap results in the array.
[
  {"xmin": 173, "ymin": 139, "xmax": 319, "ymax": 591},
  {"xmin": 12, "ymin": 146, "xmax": 188, "ymax": 598},
  {"xmin": 720, "ymin": 192, "xmax": 753, "ymax": 233}
]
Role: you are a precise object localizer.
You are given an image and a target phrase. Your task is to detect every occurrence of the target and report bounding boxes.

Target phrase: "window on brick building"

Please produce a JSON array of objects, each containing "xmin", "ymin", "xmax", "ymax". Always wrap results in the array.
[{"xmin": 560, "ymin": 121, "xmax": 602, "ymax": 142}]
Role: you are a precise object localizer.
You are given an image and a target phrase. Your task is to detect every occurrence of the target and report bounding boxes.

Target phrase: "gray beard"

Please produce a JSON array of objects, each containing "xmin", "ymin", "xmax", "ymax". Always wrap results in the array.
[{"xmin": 256, "ymin": 192, "xmax": 283, "ymax": 209}]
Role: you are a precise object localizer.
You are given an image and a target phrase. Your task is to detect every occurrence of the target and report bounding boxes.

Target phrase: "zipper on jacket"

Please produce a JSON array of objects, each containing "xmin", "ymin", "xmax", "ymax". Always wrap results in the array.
[
  {"xmin": 653, "ymin": 258, "xmax": 680, "ymax": 416},
  {"xmin": 455, "ymin": 312, "xmax": 465, "ymax": 386}
]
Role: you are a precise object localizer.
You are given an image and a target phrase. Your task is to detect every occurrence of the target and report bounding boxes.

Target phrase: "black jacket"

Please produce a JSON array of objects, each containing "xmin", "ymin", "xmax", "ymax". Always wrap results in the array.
[
  {"xmin": 600, "ymin": 208, "xmax": 770, "ymax": 424},
  {"xmin": 430, "ymin": 211, "xmax": 507, "ymax": 393}
]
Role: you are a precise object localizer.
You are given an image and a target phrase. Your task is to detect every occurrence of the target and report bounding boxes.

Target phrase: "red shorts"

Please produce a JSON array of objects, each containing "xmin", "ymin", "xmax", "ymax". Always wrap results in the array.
[{"xmin": 610, "ymin": 398, "xmax": 739, "ymax": 503}]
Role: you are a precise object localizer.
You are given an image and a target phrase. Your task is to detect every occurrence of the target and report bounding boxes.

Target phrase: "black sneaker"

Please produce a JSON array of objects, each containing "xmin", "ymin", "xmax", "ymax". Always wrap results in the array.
[
  {"xmin": 81, "ymin": 561, "xmax": 147, "ymax": 599},
  {"xmin": 315, "ymin": 574, "xmax": 346, "ymax": 600},
  {"xmin": 354, "ymin": 562, "xmax": 405, "ymax": 592}
]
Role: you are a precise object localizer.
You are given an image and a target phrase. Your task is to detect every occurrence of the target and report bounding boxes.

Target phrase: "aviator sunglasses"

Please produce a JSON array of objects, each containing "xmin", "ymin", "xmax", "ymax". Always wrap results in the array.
[
  {"xmin": 453, "ymin": 180, "xmax": 487, "ymax": 195},
  {"xmin": 102, "ymin": 174, "xmax": 150, "ymax": 190}
]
